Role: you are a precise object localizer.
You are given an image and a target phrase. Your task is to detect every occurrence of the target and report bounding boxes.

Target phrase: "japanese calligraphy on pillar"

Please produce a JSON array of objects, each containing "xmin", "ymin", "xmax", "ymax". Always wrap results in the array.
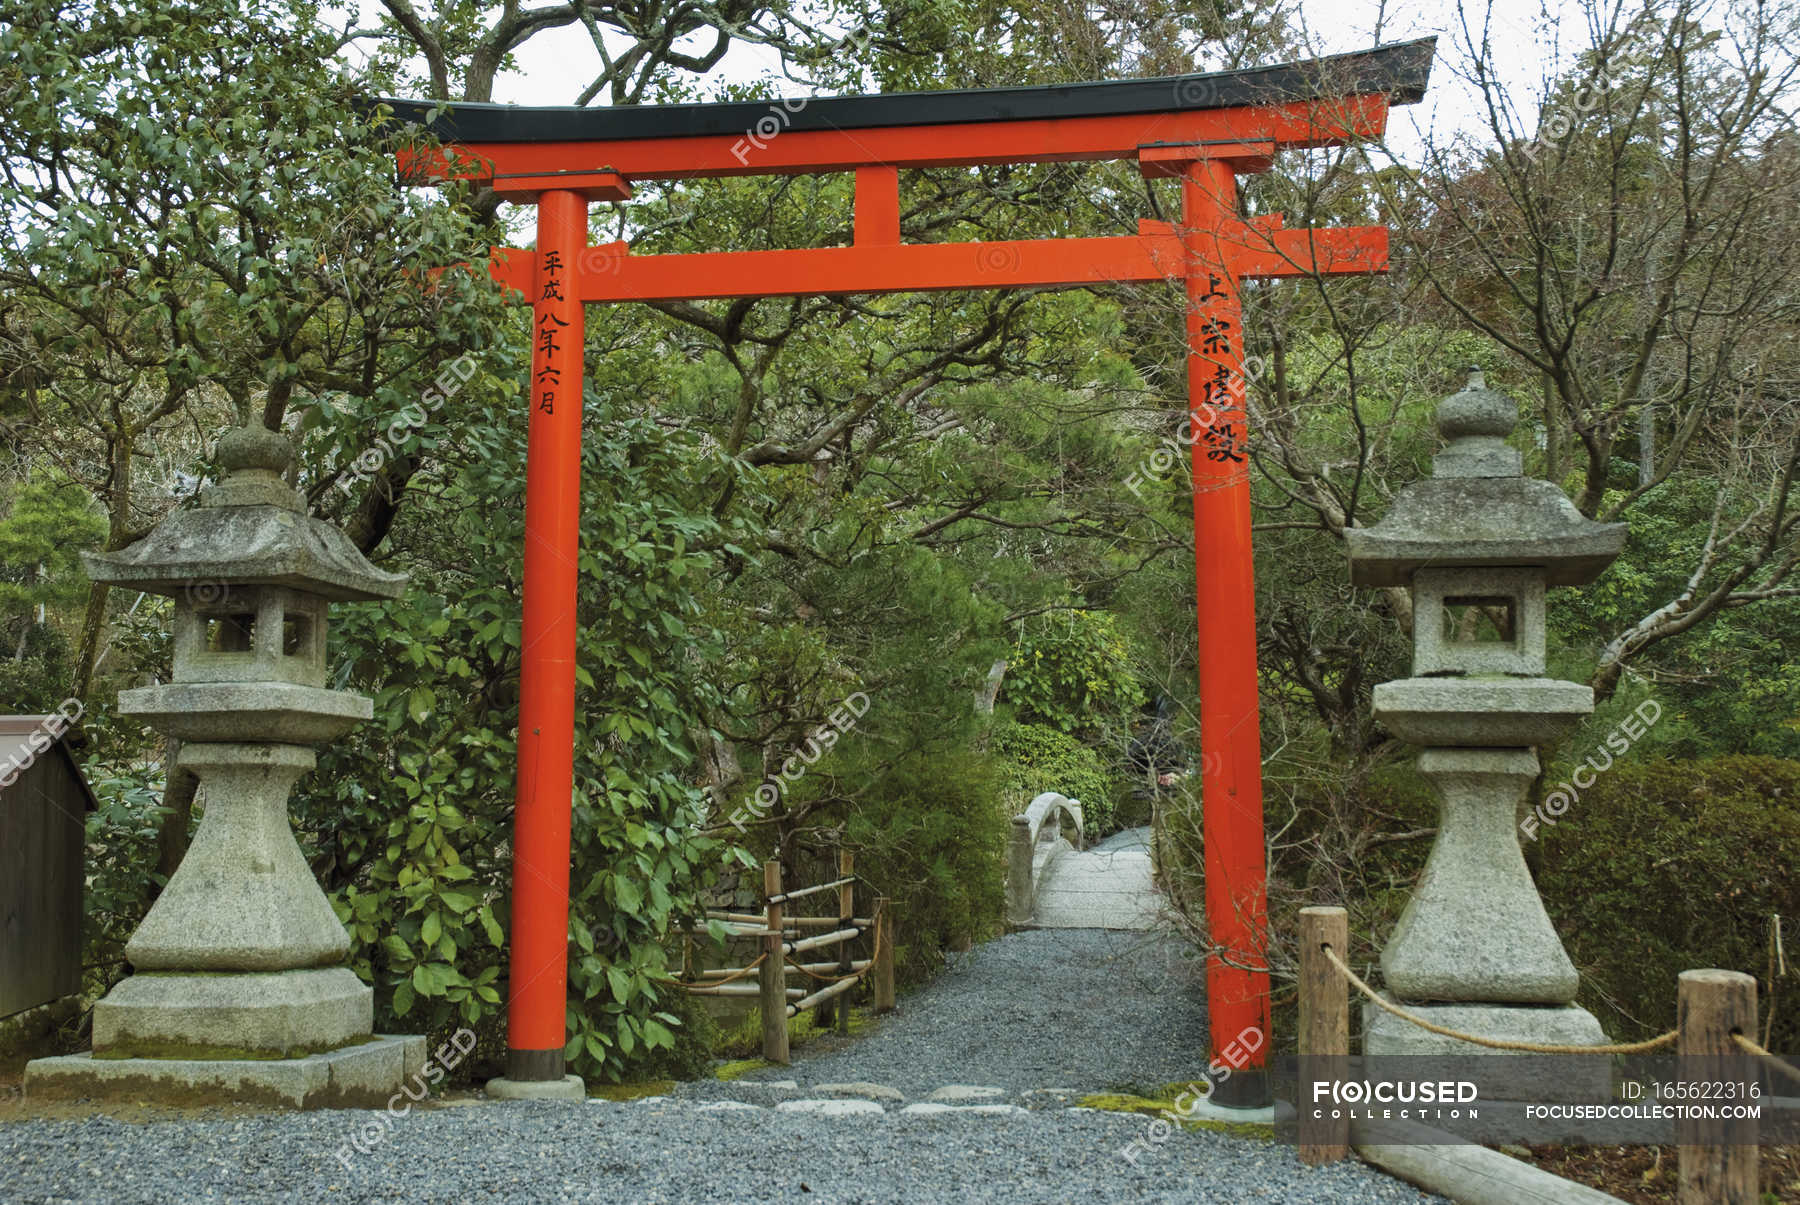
[
  {"xmin": 533, "ymin": 250, "xmax": 571, "ymax": 417},
  {"xmin": 1191, "ymin": 271, "xmax": 1247, "ymax": 467}
]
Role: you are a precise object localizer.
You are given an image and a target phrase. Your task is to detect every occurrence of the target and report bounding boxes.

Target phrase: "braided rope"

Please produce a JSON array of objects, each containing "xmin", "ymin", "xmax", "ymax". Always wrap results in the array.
[
  {"xmin": 1732, "ymin": 1032, "xmax": 1800, "ymax": 1089},
  {"xmin": 1322, "ymin": 945, "xmax": 1678, "ymax": 1055}
]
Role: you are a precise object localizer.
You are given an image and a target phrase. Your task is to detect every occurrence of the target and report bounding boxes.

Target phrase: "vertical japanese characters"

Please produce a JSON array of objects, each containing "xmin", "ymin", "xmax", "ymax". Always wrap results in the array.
[{"xmin": 535, "ymin": 249, "xmax": 569, "ymax": 417}]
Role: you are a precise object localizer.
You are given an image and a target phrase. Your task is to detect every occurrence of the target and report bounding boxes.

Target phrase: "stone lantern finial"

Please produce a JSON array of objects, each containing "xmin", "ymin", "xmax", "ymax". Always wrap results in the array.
[
  {"xmin": 1433, "ymin": 366, "xmax": 1521, "ymax": 478},
  {"xmin": 216, "ymin": 422, "xmax": 293, "ymax": 473},
  {"xmin": 204, "ymin": 423, "xmax": 303, "ymax": 510}
]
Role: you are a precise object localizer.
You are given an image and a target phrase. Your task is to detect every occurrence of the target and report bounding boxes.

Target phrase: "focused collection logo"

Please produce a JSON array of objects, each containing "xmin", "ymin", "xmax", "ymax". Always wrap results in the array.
[{"xmin": 1308, "ymin": 1078, "xmax": 1480, "ymax": 1121}]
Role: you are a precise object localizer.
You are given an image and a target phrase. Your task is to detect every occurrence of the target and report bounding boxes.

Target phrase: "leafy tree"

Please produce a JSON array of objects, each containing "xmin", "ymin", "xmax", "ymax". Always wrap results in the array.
[
  {"xmin": 0, "ymin": 475, "xmax": 104, "ymax": 707},
  {"xmin": 0, "ymin": 0, "xmax": 511, "ymax": 705},
  {"xmin": 1379, "ymin": 0, "xmax": 1800, "ymax": 702}
]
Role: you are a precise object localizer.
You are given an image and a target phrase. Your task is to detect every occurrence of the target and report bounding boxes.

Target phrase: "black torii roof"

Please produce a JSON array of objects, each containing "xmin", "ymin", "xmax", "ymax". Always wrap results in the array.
[{"xmin": 373, "ymin": 38, "xmax": 1434, "ymax": 145}]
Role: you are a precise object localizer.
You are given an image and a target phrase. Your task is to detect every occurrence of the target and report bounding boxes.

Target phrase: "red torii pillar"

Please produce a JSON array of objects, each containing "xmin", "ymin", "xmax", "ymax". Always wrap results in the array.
[
  {"xmin": 502, "ymin": 188, "xmax": 585, "ymax": 1092},
  {"xmin": 489, "ymin": 173, "xmax": 628, "ymax": 1098},
  {"xmin": 1178, "ymin": 152, "xmax": 1271, "ymax": 1106}
]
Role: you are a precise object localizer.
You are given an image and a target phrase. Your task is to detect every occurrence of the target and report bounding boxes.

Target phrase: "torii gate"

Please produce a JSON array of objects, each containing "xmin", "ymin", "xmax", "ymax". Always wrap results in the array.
[{"xmin": 386, "ymin": 37, "xmax": 1434, "ymax": 1104}]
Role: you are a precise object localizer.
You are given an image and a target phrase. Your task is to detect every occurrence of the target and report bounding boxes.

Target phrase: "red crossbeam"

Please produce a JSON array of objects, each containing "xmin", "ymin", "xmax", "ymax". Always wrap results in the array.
[{"xmin": 484, "ymin": 225, "xmax": 1386, "ymax": 302}]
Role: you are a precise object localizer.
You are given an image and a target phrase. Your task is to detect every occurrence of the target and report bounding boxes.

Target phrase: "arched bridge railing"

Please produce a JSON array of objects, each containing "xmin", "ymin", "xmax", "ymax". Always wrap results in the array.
[{"xmin": 1006, "ymin": 792, "xmax": 1084, "ymax": 927}]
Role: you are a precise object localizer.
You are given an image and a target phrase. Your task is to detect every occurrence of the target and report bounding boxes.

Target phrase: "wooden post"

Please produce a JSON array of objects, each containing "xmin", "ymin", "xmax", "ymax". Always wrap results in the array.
[
  {"xmin": 759, "ymin": 860, "xmax": 790, "ymax": 1064},
  {"xmin": 873, "ymin": 896, "xmax": 896, "ymax": 1013},
  {"xmin": 1677, "ymin": 969, "xmax": 1758, "ymax": 1205},
  {"xmin": 1298, "ymin": 906, "xmax": 1350, "ymax": 1165},
  {"xmin": 834, "ymin": 849, "xmax": 854, "ymax": 1034}
]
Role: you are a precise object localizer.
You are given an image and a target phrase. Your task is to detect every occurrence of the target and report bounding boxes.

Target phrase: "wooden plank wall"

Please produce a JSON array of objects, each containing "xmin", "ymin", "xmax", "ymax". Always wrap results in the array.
[{"xmin": 1, "ymin": 750, "xmax": 86, "ymax": 1017}]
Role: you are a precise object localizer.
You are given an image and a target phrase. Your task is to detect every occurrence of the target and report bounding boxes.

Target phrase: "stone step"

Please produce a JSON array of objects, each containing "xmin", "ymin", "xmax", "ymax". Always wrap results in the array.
[
  {"xmin": 900, "ymin": 1102, "xmax": 1025, "ymax": 1116},
  {"xmin": 926, "ymin": 1085, "xmax": 1006, "ymax": 1103}
]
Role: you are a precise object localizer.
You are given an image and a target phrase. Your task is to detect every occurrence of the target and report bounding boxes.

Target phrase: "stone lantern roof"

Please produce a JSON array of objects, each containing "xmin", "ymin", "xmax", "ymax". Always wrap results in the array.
[
  {"xmin": 1346, "ymin": 369, "xmax": 1626, "ymax": 588},
  {"xmin": 83, "ymin": 426, "xmax": 406, "ymax": 602}
]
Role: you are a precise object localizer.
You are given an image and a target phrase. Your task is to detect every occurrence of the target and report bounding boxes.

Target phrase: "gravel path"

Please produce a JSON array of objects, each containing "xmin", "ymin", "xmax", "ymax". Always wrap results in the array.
[
  {"xmin": 680, "ymin": 928, "xmax": 1207, "ymax": 1098},
  {"xmin": 0, "ymin": 1099, "xmax": 1442, "ymax": 1204},
  {"xmin": 0, "ymin": 927, "xmax": 1445, "ymax": 1203}
]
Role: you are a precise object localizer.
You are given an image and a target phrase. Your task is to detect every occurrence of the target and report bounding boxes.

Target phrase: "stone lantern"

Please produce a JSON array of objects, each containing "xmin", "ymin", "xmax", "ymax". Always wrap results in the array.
[
  {"xmin": 27, "ymin": 426, "xmax": 424, "ymax": 1107},
  {"xmin": 1345, "ymin": 369, "xmax": 1626, "ymax": 1068}
]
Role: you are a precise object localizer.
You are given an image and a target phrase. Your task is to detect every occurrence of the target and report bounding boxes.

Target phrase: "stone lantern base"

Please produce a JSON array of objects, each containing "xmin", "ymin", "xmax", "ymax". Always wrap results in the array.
[
  {"xmin": 1363, "ymin": 1000, "xmax": 1613, "ymax": 1102},
  {"xmin": 23, "ymin": 741, "xmax": 424, "ymax": 1109},
  {"xmin": 24, "ymin": 1034, "xmax": 427, "ymax": 1109},
  {"xmin": 1357, "ymin": 747, "xmax": 1615, "ymax": 1103},
  {"xmin": 91, "ymin": 966, "xmax": 375, "ymax": 1056}
]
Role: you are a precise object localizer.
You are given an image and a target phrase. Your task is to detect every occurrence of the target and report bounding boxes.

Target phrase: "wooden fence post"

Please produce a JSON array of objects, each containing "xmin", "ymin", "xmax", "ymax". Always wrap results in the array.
[
  {"xmin": 1298, "ymin": 905, "xmax": 1350, "ymax": 1166},
  {"xmin": 1677, "ymin": 969, "xmax": 1758, "ymax": 1205},
  {"xmin": 873, "ymin": 896, "xmax": 896, "ymax": 1013},
  {"xmin": 760, "ymin": 859, "xmax": 790, "ymax": 1064},
  {"xmin": 836, "ymin": 849, "xmax": 854, "ymax": 1034}
]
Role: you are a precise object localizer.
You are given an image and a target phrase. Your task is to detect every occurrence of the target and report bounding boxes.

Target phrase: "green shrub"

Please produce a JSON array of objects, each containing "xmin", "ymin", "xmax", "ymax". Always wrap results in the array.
[
  {"xmin": 629, "ymin": 984, "xmax": 722, "ymax": 1081},
  {"xmin": 989, "ymin": 719, "xmax": 1117, "ymax": 836},
  {"xmin": 839, "ymin": 751, "xmax": 1010, "ymax": 985},
  {"xmin": 295, "ymin": 398, "xmax": 739, "ymax": 1084},
  {"xmin": 1537, "ymin": 756, "xmax": 1800, "ymax": 1053},
  {"xmin": 80, "ymin": 759, "xmax": 173, "ymax": 994},
  {"xmin": 1002, "ymin": 610, "xmax": 1146, "ymax": 737}
]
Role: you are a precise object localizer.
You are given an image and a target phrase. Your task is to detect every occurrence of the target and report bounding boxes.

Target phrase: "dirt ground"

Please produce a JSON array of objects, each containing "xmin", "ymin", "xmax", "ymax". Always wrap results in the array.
[{"xmin": 1509, "ymin": 1142, "xmax": 1800, "ymax": 1203}]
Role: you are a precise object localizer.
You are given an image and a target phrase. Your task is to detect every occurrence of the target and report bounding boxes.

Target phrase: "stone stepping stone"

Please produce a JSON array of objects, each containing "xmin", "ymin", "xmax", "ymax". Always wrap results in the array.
[
  {"xmin": 692, "ymin": 1101, "xmax": 763, "ymax": 1112},
  {"xmin": 900, "ymin": 1102, "xmax": 1025, "ymax": 1116},
  {"xmin": 816, "ymin": 1081, "xmax": 905, "ymax": 1102},
  {"xmin": 926, "ymin": 1085, "xmax": 1007, "ymax": 1103},
  {"xmin": 775, "ymin": 1098, "xmax": 885, "ymax": 1116},
  {"xmin": 730, "ymin": 1079, "xmax": 798, "ymax": 1091}
]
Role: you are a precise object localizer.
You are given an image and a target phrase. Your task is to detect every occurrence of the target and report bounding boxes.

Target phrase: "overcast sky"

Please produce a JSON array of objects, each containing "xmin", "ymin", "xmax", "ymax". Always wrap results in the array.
[
  {"xmin": 475, "ymin": 0, "xmax": 1603, "ymax": 155},
  {"xmin": 342, "ymin": 0, "xmax": 1607, "ymax": 156}
]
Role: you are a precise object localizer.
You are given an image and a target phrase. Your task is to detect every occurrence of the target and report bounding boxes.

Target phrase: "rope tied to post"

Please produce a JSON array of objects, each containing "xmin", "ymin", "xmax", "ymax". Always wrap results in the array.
[
  {"xmin": 1732, "ymin": 1031, "xmax": 1800, "ymax": 1089},
  {"xmin": 1320, "ymin": 944, "xmax": 1679, "ymax": 1055}
]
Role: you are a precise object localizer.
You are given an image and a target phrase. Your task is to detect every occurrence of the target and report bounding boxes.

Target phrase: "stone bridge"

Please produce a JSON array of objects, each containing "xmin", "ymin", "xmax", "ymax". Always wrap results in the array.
[{"xmin": 1005, "ymin": 792, "xmax": 1159, "ymax": 930}]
